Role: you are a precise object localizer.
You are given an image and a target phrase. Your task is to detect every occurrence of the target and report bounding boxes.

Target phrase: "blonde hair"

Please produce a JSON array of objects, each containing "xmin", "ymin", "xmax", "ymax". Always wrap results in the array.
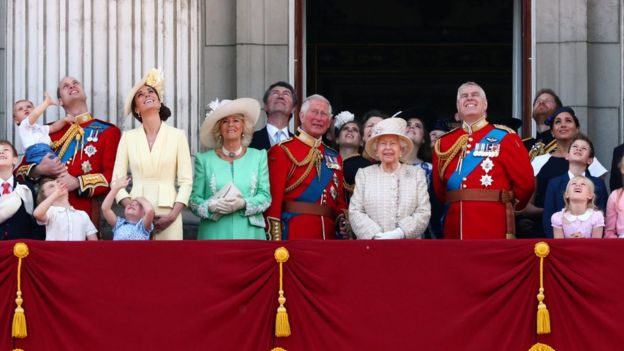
[
  {"xmin": 210, "ymin": 114, "xmax": 254, "ymax": 148},
  {"xmin": 563, "ymin": 175, "xmax": 597, "ymax": 213}
]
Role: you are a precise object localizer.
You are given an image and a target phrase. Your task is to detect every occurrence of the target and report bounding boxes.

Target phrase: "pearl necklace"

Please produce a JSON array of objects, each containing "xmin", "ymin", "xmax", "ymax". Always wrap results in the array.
[{"xmin": 222, "ymin": 146, "xmax": 243, "ymax": 158}]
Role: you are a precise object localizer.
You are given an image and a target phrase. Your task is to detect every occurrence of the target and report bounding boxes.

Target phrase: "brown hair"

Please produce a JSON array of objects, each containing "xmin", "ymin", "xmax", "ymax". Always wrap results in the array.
[
  {"xmin": 36, "ymin": 178, "xmax": 56, "ymax": 205},
  {"xmin": 0, "ymin": 140, "xmax": 18, "ymax": 157}
]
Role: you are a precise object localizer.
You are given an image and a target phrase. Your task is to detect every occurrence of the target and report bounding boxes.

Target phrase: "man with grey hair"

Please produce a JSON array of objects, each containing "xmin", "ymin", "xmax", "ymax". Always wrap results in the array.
[
  {"xmin": 265, "ymin": 94, "xmax": 347, "ymax": 240},
  {"xmin": 432, "ymin": 82, "xmax": 534, "ymax": 239}
]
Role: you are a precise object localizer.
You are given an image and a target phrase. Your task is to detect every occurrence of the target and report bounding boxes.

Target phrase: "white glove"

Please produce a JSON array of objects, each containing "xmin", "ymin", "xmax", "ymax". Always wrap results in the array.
[
  {"xmin": 208, "ymin": 198, "xmax": 231, "ymax": 214},
  {"xmin": 373, "ymin": 227, "xmax": 405, "ymax": 240},
  {"xmin": 224, "ymin": 197, "xmax": 246, "ymax": 212}
]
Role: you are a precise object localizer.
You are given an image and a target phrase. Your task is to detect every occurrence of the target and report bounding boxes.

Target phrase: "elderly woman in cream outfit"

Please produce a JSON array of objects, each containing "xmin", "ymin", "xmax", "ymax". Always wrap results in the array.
[
  {"xmin": 112, "ymin": 69, "xmax": 193, "ymax": 240},
  {"xmin": 349, "ymin": 117, "xmax": 431, "ymax": 239}
]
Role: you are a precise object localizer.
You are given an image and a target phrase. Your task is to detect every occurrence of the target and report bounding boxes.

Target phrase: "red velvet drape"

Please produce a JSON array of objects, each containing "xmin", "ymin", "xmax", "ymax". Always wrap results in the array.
[{"xmin": 1, "ymin": 240, "xmax": 623, "ymax": 351}]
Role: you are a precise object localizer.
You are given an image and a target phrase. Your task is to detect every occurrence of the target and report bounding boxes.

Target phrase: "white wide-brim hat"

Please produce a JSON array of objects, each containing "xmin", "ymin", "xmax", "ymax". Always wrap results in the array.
[
  {"xmin": 199, "ymin": 98, "xmax": 261, "ymax": 148},
  {"xmin": 123, "ymin": 68, "xmax": 165, "ymax": 117},
  {"xmin": 364, "ymin": 117, "xmax": 414, "ymax": 161}
]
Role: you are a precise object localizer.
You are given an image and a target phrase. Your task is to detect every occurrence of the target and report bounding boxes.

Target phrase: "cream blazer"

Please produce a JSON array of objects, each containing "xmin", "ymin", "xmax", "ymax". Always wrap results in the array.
[
  {"xmin": 113, "ymin": 123, "xmax": 193, "ymax": 210},
  {"xmin": 349, "ymin": 164, "xmax": 431, "ymax": 239}
]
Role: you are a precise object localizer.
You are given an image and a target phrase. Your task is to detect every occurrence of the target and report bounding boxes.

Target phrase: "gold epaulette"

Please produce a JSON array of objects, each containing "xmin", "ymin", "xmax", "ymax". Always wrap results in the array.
[
  {"xmin": 528, "ymin": 139, "xmax": 557, "ymax": 161},
  {"xmin": 78, "ymin": 173, "xmax": 109, "ymax": 197},
  {"xmin": 493, "ymin": 124, "xmax": 515, "ymax": 134}
]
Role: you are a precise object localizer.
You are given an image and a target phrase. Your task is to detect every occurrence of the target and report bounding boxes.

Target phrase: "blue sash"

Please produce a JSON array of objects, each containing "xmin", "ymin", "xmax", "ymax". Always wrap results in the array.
[
  {"xmin": 56, "ymin": 121, "xmax": 110, "ymax": 163},
  {"xmin": 281, "ymin": 147, "xmax": 337, "ymax": 239},
  {"xmin": 446, "ymin": 128, "xmax": 507, "ymax": 191}
]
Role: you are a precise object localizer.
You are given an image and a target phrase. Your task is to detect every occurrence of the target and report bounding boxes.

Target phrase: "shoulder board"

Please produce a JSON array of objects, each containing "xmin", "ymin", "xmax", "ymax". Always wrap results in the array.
[
  {"xmin": 323, "ymin": 143, "xmax": 338, "ymax": 156},
  {"xmin": 88, "ymin": 120, "xmax": 116, "ymax": 130},
  {"xmin": 493, "ymin": 124, "xmax": 515, "ymax": 134}
]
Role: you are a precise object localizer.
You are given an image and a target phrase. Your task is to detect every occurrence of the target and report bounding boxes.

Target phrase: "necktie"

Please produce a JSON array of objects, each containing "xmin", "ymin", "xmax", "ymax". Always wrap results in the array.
[
  {"xmin": 1, "ymin": 182, "xmax": 10, "ymax": 195},
  {"xmin": 275, "ymin": 131, "xmax": 286, "ymax": 143}
]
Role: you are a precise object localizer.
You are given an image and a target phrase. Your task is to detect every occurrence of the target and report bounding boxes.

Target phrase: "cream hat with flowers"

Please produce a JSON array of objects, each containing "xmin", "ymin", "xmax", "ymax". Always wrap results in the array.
[
  {"xmin": 123, "ymin": 68, "xmax": 165, "ymax": 117},
  {"xmin": 364, "ymin": 117, "xmax": 414, "ymax": 161},
  {"xmin": 199, "ymin": 98, "xmax": 261, "ymax": 148}
]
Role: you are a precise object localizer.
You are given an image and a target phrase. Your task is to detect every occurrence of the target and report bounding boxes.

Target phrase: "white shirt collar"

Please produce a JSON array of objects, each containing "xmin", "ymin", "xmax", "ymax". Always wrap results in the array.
[
  {"xmin": 0, "ymin": 175, "xmax": 15, "ymax": 189},
  {"xmin": 568, "ymin": 170, "xmax": 589, "ymax": 179},
  {"xmin": 563, "ymin": 208, "xmax": 594, "ymax": 221},
  {"xmin": 266, "ymin": 123, "xmax": 289, "ymax": 145}
]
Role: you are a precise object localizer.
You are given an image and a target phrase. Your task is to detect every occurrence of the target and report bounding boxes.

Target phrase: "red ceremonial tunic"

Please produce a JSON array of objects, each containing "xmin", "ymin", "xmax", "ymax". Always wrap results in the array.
[
  {"xmin": 432, "ymin": 121, "xmax": 534, "ymax": 239},
  {"xmin": 17, "ymin": 113, "xmax": 121, "ymax": 223},
  {"xmin": 265, "ymin": 131, "xmax": 347, "ymax": 240}
]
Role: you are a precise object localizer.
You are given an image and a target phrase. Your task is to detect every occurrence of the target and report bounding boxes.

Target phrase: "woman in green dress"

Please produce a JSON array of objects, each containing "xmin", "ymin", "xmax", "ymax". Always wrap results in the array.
[{"xmin": 189, "ymin": 98, "xmax": 271, "ymax": 239}]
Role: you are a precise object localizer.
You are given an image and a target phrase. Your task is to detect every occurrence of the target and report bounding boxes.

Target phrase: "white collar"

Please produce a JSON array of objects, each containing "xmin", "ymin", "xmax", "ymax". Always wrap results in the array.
[
  {"xmin": 568, "ymin": 170, "xmax": 588, "ymax": 179},
  {"xmin": 266, "ymin": 123, "xmax": 288, "ymax": 136},
  {"xmin": 0, "ymin": 176, "xmax": 14, "ymax": 189},
  {"xmin": 563, "ymin": 208, "xmax": 594, "ymax": 221}
]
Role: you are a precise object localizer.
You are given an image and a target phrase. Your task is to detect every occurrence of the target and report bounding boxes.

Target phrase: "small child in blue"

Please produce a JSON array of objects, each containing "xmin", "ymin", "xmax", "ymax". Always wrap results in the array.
[{"xmin": 102, "ymin": 176, "xmax": 154, "ymax": 240}]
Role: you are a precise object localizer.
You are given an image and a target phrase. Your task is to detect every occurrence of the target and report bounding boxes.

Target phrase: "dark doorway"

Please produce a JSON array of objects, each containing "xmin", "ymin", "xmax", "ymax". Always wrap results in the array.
[{"xmin": 306, "ymin": 1, "xmax": 514, "ymax": 124}]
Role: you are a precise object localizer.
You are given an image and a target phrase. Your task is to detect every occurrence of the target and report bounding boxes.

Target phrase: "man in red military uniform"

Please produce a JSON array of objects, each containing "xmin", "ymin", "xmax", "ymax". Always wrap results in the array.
[
  {"xmin": 432, "ymin": 82, "xmax": 534, "ymax": 239},
  {"xmin": 16, "ymin": 76, "xmax": 121, "ymax": 225},
  {"xmin": 266, "ymin": 94, "xmax": 347, "ymax": 240}
]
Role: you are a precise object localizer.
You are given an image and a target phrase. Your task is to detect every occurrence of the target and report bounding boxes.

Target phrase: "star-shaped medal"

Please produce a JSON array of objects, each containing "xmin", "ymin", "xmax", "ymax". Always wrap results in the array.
[
  {"xmin": 84, "ymin": 145, "xmax": 97, "ymax": 158},
  {"xmin": 480, "ymin": 157, "xmax": 494, "ymax": 173},
  {"xmin": 480, "ymin": 174, "xmax": 493, "ymax": 187},
  {"xmin": 81, "ymin": 160, "xmax": 92, "ymax": 174}
]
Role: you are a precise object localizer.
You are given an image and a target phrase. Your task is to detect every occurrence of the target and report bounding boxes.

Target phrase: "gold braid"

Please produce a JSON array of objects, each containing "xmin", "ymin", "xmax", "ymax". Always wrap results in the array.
[
  {"xmin": 280, "ymin": 144, "xmax": 323, "ymax": 193},
  {"xmin": 434, "ymin": 134, "xmax": 468, "ymax": 181},
  {"xmin": 51, "ymin": 124, "xmax": 84, "ymax": 161}
]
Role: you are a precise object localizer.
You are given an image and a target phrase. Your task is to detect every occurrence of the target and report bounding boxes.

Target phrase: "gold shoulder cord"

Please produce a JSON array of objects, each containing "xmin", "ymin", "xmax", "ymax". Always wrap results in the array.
[
  {"xmin": 50, "ymin": 124, "xmax": 84, "ymax": 160},
  {"xmin": 434, "ymin": 134, "xmax": 468, "ymax": 181},
  {"xmin": 280, "ymin": 144, "xmax": 323, "ymax": 193}
]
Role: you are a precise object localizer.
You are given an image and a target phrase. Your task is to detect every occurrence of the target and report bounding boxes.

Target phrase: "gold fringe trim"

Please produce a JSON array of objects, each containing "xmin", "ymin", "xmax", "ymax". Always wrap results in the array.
[
  {"xmin": 51, "ymin": 123, "xmax": 84, "ymax": 161},
  {"xmin": 528, "ymin": 342, "xmax": 556, "ymax": 351},
  {"xmin": 434, "ymin": 134, "xmax": 468, "ymax": 181},
  {"xmin": 280, "ymin": 144, "xmax": 323, "ymax": 193},
  {"xmin": 271, "ymin": 348, "xmax": 287, "ymax": 351},
  {"xmin": 12, "ymin": 243, "xmax": 29, "ymax": 339},
  {"xmin": 534, "ymin": 242, "xmax": 551, "ymax": 335},
  {"xmin": 274, "ymin": 247, "xmax": 291, "ymax": 337}
]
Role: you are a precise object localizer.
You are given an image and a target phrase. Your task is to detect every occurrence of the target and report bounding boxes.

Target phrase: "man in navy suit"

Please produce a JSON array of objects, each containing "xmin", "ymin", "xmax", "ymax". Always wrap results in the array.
[
  {"xmin": 0, "ymin": 140, "xmax": 44, "ymax": 240},
  {"xmin": 249, "ymin": 81, "xmax": 297, "ymax": 150}
]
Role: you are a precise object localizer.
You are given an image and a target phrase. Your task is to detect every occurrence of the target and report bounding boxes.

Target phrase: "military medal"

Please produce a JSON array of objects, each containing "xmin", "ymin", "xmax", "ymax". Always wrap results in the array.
[
  {"xmin": 81, "ymin": 160, "xmax": 92, "ymax": 173},
  {"xmin": 480, "ymin": 174, "xmax": 493, "ymax": 187},
  {"xmin": 330, "ymin": 186, "xmax": 337, "ymax": 201},
  {"xmin": 84, "ymin": 145, "xmax": 97, "ymax": 158},
  {"xmin": 92, "ymin": 130, "xmax": 99, "ymax": 142},
  {"xmin": 480, "ymin": 157, "xmax": 494, "ymax": 173},
  {"xmin": 325, "ymin": 155, "xmax": 341, "ymax": 170},
  {"xmin": 333, "ymin": 173, "xmax": 339, "ymax": 187}
]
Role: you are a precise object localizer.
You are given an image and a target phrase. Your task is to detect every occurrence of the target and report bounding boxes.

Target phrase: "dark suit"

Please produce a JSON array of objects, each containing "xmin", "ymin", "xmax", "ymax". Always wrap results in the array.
[
  {"xmin": 610, "ymin": 144, "xmax": 624, "ymax": 191},
  {"xmin": 542, "ymin": 172, "xmax": 608, "ymax": 238},
  {"xmin": 249, "ymin": 126, "xmax": 293, "ymax": 150}
]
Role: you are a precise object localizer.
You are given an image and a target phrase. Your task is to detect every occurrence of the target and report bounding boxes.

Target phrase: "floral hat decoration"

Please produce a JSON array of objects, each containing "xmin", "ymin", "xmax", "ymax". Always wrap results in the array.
[
  {"xmin": 123, "ymin": 68, "xmax": 166, "ymax": 117},
  {"xmin": 334, "ymin": 111, "xmax": 355, "ymax": 131}
]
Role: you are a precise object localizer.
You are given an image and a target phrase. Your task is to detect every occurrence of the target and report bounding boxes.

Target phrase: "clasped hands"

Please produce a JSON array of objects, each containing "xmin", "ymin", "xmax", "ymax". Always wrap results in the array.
[
  {"xmin": 208, "ymin": 196, "xmax": 245, "ymax": 215},
  {"xmin": 373, "ymin": 227, "xmax": 405, "ymax": 240}
]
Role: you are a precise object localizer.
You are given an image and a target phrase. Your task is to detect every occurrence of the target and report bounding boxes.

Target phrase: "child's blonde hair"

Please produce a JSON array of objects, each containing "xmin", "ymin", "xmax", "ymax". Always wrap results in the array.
[{"xmin": 563, "ymin": 175, "xmax": 597, "ymax": 212}]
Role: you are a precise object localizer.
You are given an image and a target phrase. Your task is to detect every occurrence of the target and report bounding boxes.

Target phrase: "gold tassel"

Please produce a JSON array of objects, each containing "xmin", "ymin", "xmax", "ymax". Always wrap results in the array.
[
  {"xmin": 528, "ymin": 342, "xmax": 556, "ymax": 351},
  {"xmin": 274, "ymin": 247, "xmax": 291, "ymax": 337},
  {"xmin": 12, "ymin": 243, "xmax": 29, "ymax": 339},
  {"xmin": 12, "ymin": 349, "xmax": 25, "ymax": 351},
  {"xmin": 271, "ymin": 348, "xmax": 287, "ymax": 351},
  {"xmin": 534, "ymin": 242, "xmax": 551, "ymax": 335}
]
